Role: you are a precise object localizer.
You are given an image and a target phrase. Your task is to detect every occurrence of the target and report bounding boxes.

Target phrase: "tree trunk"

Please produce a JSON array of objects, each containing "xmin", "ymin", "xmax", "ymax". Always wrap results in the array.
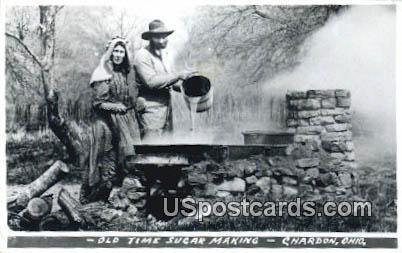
[{"xmin": 38, "ymin": 6, "xmax": 90, "ymax": 166}]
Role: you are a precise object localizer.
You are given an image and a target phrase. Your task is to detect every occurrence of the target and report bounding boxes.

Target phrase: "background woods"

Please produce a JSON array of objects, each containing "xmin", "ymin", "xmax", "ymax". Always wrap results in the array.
[
  {"xmin": 5, "ymin": 5, "xmax": 397, "ymax": 232},
  {"xmin": 5, "ymin": 5, "xmax": 345, "ymax": 136}
]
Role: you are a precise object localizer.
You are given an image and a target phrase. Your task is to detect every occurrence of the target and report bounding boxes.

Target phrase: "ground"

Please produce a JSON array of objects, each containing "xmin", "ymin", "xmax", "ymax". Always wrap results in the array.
[{"xmin": 6, "ymin": 130, "xmax": 397, "ymax": 232}]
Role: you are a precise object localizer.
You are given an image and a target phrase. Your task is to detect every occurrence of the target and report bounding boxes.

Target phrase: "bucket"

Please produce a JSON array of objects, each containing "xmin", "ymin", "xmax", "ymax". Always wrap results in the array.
[{"xmin": 182, "ymin": 75, "xmax": 213, "ymax": 113}]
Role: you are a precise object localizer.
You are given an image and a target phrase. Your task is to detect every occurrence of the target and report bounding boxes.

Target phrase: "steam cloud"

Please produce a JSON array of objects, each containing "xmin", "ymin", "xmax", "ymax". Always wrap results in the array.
[{"xmin": 265, "ymin": 5, "xmax": 396, "ymax": 156}]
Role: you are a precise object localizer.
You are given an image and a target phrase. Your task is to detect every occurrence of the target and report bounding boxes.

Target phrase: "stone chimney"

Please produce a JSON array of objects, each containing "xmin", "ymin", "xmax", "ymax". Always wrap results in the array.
[{"xmin": 286, "ymin": 89, "xmax": 356, "ymax": 195}]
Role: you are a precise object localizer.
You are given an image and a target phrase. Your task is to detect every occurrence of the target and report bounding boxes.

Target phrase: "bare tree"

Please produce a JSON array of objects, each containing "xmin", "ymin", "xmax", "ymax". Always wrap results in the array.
[
  {"xmin": 6, "ymin": 6, "xmax": 89, "ymax": 166},
  {"xmin": 180, "ymin": 5, "xmax": 346, "ymax": 85}
]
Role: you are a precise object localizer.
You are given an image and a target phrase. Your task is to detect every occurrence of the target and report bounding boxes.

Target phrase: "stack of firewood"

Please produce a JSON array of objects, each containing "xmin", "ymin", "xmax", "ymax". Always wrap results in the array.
[{"xmin": 7, "ymin": 161, "xmax": 87, "ymax": 231}]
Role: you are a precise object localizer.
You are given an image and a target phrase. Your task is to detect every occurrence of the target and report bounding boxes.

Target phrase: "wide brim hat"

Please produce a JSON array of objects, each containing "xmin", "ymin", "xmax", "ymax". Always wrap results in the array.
[{"xmin": 142, "ymin": 19, "xmax": 174, "ymax": 40}]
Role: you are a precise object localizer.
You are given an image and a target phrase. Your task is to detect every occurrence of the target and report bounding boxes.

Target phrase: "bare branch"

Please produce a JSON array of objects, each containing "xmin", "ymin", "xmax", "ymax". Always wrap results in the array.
[
  {"xmin": 55, "ymin": 6, "xmax": 64, "ymax": 14},
  {"xmin": 5, "ymin": 32, "xmax": 43, "ymax": 68},
  {"xmin": 251, "ymin": 6, "xmax": 285, "ymax": 24}
]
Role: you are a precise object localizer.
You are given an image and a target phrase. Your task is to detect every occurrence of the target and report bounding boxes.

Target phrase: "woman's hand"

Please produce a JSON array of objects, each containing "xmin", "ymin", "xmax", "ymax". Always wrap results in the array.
[
  {"xmin": 115, "ymin": 103, "xmax": 128, "ymax": 114},
  {"xmin": 101, "ymin": 38, "xmax": 128, "ymax": 70},
  {"xmin": 99, "ymin": 102, "xmax": 127, "ymax": 114},
  {"xmin": 106, "ymin": 38, "xmax": 126, "ymax": 54}
]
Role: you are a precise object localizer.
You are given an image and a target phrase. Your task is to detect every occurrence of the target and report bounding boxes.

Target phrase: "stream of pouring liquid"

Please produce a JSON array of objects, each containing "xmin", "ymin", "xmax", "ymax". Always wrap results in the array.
[
  {"xmin": 179, "ymin": 83, "xmax": 201, "ymax": 133},
  {"xmin": 188, "ymin": 96, "xmax": 202, "ymax": 132}
]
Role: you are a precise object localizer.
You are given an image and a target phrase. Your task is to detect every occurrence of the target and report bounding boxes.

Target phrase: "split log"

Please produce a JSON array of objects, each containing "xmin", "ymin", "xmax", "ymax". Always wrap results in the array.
[
  {"xmin": 15, "ymin": 196, "xmax": 52, "ymax": 231},
  {"xmin": 58, "ymin": 188, "xmax": 85, "ymax": 226},
  {"xmin": 21, "ymin": 197, "xmax": 51, "ymax": 220},
  {"xmin": 8, "ymin": 161, "xmax": 69, "ymax": 212},
  {"xmin": 39, "ymin": 210, "xmax": 72, "ymax": 231}
]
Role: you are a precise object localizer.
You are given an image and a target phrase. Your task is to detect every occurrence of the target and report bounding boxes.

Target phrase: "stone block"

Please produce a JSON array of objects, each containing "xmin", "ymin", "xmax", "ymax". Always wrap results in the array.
[
  {"xmin": 305, "ymin": 168, "xmax": 320, "ymax": 178},
  {"xmin": 290, "ymin": 99, "xmax": 321, "ymax": 110},
  {"xmin": 216, "ymin": 191, "xmax": 232, "ymax": 198},
  {"xmin": 343, "ymin": 161, "xmax": 357, "ymax": 170},
  {"xmin": 126, "ymin": 189, "xmax": 147, "ymax": 202},
  {"xmin": 122, "ymin": 177, "xmax": 143, "ymax": 190},
  {"xmin": 109, "ymin": 189, "xmax": 130, "ymax": 211},
  {"xmin": 321, "ymin": 98, "xmax": 337, "ymax": 109},
  {"xmin": 287, "ymin": 91, "xmax": 307, "ymax": 99},
  {"xmin": 330, "ymin": 152, "xmax": 346, "ymax": 160},
  {"xmin": 295, "ymin": 168, "xmax": 306, "ymax": 179},
  {"xmin": 204, "ymin": 183, "xmax": 218, "ymax": 197},
  {"xmin": 319, "ymin": 159, "xmax": 343, "ymax": 173},
  {"xmin": 127, "ymin": 205, "xmax": 138, "ymax": 217},
  {"xmin": 226, "ymin": 162, "xmax": 244, "ymax": 178},
  {"xmin": 187, "ymin": 173, "xmax": 208, "ymax": 186},
  {"xmin": 271, "ymin": 184, "xmax": 283, "ymax": 199},
  {"xmin": 99, "ymin": 209, "xmax": 124, "ymax": 222},
  {"xmin": 344, "ymin": 152, "xmax": 355, "ymax": 161},
  {"xmin": 287, "ymin": 119, "xmax": 298, "ymax": 127},
  {"xmin": 283, "ymin": 186, "xmax": 298, "ymax": 196},
  {"xmin": 307, "ymin": 90, "xmax": 336, "ymax": 98},
  {"xmin": 296, "ymin": 125, "xmax": 323, "ymax": 134},
  {"xmin": 245, "ymin": 175, "xmax": 258, "ymax": 184},
  {"xmin": 323, "ymin": 185, "xmax": 336, "ymax": 193},
  {"xmin": 338, "ymin": 172, "xmax": 353, "ymax": 188},
  {"xmin": 321, "ymin": 131, "xmax": 352, "ymax": 142},
  {"xmin": 288, "ymin": 100, "xmax": 298, "ymax": 109},
  {"xmin": 299, "ymin": 184, "xmax": 314, "ymax": 193},
  {"xmin": 298, "ymin": 110, "xmax": 320, "ymax": 118},
  {"xmin": 335, "ymin": 89, "xmax": 351, "ymax": 97},
  {"xmin": 296, "ymin": 158, "xmax": 320, "ymax": 168},
  {"xmin": 334, "ymin": 114, "xmax": 352, "ymax": 123},
  {"xmin": 272, "ymin": 166, "xmax": 297, "ymax": 176},
  {"xmin": 335, "ymin": 187, "xmax": 353, "ymax": 196},
  {"xmin": 323, "ymin": 162, "xmax": 351, "ymax": 173},
  {"xmin": 268, "ymin": 156, "xmax": 286, "ymax": 166},
  {"xmin": 244, "ymin": 162, "xmax": 257, "ymax": 176},
  {"xmin": 282, "ymin": 176, "xmax": 298, "ymax": 185},
  {"xmin": 256, "ymin": 177, "xmax": 271, "ymax": 194},
  {"xmin": 294, "ymin": 134, "xmax": 320, "ymax": 143},
  {"xmin": 298, "ymin": 119, "xmax": 310, "ymax": 126},
  {"xmin": 310, "ymin": 116, "xmax": 335, "ymax": 125},
  {"xmin": 254, "ymin": 169, "xmax": 273, "ymax": 178},
  {"xmin": 301, "ymin": 176, "xmax": 316, "ymax": 185},
  {"xmin": 317, "ymin": 172, "xmax": 339, "ymax": 187},
  {"xmin": 216, "ymin": 178, "xmax": 246, "ymax": 192},
  {"xmin": 287, "ymin": 111, "xmax": 298, "ymax": 119},
  {"xmin": 345, "ymin": 141, "xmax": 354, "ymax": 151},
  {"xmin": 337, "ymin": 97, "xmax": 351, "ymax": 108},
  {"xmin": 321, "ymin": 108, "xmax": 345, "ymax": 116},
  {"xmin": 325, "ymin": 124, "xmax": 348, "ymax": 132},
  {"xmin": 246, "ymin": 185, "xmax": 261, "ymax": 195},
  {"xmin": 322, "ymin": 140, "xmax": 348, "ymax": 152}
]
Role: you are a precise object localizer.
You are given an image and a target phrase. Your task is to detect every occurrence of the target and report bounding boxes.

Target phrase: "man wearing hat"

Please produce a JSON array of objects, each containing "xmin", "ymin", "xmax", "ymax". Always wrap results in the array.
[{"xmin": 133, "ymin": 19, "xmax": 195, "ymax": 141}]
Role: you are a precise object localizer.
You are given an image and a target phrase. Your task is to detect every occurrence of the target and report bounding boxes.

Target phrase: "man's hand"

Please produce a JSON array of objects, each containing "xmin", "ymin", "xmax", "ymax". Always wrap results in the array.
[
  {"xmin": 178, "ymin": 70, "xmax": 198, "ymax": 80},
  {"xmin": 135, "ymin": 97, "xmax": 146, "ymax": 113}
]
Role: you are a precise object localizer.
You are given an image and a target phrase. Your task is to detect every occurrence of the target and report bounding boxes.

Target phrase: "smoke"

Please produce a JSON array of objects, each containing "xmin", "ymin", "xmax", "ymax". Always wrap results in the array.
[
  {"xmin": 264, "ymin": 5, "xmax": 396, "ymax": 156},
  {"xmin": 138, "ymin": 5, "xmax": 396, "ymax": 150}
]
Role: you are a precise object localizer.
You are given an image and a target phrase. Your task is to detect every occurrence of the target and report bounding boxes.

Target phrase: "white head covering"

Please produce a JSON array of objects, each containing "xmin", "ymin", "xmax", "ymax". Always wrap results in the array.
[{"xmin": 89, "ymin": 37, "xmax": 130, "ymax": 86}]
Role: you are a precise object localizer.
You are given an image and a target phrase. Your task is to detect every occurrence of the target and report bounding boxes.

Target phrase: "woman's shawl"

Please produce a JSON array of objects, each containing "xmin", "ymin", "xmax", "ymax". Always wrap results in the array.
[{"xmin": 89, "ymin": 53, "xmax": 113, "ymax": 86}]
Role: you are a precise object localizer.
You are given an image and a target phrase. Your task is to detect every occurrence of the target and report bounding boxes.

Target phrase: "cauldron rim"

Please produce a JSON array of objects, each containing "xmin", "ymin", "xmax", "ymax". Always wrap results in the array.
[{"xmin": 182, "ymin": 75, "xmax": 211, "ymax": 97}]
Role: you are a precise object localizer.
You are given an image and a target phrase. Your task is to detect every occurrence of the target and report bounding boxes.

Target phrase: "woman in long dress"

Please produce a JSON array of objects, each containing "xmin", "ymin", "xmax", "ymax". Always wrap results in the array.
[{"xmin": 79, "ymin": 37, "xmax": 140, "ymax": 204}]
